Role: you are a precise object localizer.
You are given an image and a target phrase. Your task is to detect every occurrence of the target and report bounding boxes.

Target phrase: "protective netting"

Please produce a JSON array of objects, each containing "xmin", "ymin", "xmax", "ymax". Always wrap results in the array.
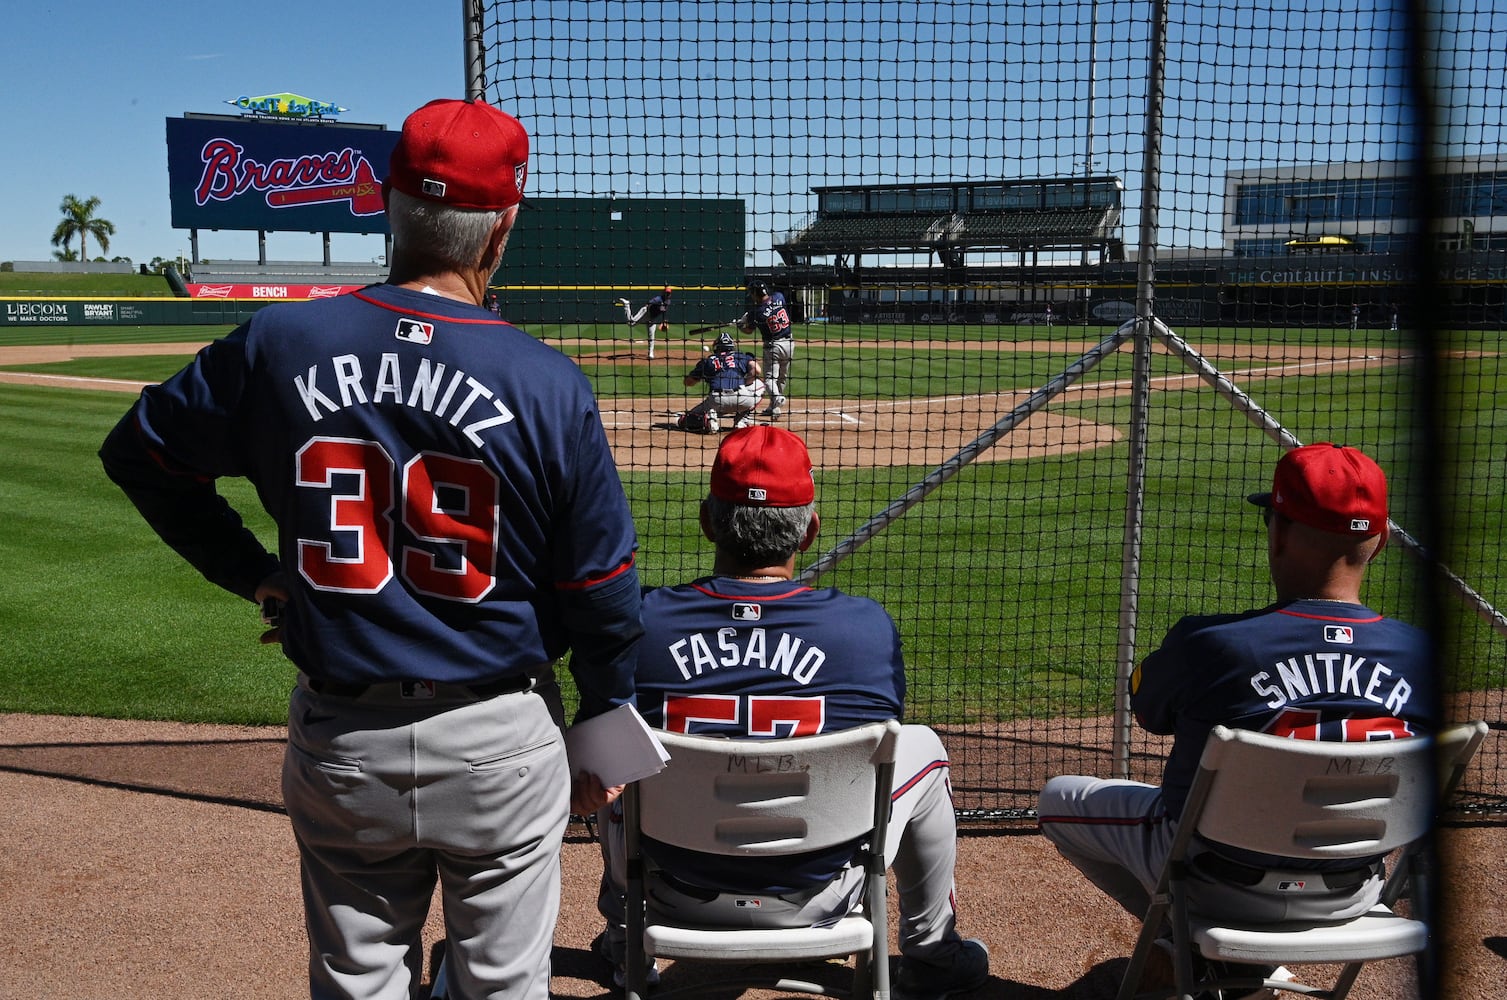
[{"xmin": 470, "ymin": 0, "xmax": 1505, "ymax": 819}]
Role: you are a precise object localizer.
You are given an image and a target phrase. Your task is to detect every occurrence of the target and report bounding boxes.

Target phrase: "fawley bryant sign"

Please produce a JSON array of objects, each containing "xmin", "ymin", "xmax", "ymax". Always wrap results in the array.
[{"xmin": 166, "ymin": 116, "xmax": 400, "ymax": 234}]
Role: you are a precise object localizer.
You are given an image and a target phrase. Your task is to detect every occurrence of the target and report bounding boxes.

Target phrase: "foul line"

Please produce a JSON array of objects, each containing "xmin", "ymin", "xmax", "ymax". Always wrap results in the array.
[{"xmin": 0, "ymin": 372, "xmax": 150, "ymax": 390}]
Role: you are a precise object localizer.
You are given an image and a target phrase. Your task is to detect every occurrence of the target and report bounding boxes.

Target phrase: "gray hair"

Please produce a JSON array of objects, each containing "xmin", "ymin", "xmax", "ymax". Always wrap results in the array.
[
  {"xmin": 386, "ymin": 188, "xmax": 506, "ymax": 270},
  {"xmin": 704, "ymin": 495, "xmax": 814, "ymax": 567}
]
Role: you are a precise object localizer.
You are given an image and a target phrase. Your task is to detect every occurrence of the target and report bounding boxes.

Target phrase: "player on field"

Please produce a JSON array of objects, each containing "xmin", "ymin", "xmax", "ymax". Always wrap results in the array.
[
  {"xmin": 736, "ymin": 281, "xmax": 794, "ymax": 419},
  {"xmin": 100, "ymin": 98, "xmax": 642, "ymax": 1000},
  {"xmin": 617, "ymin": 285, "xmax": 672, "ymax": 359},
  {"xmin": 1037, "ymin": 443, "xmax": 1435, "ymax": 998},
  {"xmin": 673, "ymin": 330, "xmax": 765, "ymax": 434},
  {"xmin": 589, "ymin": 426, "xmax": 991, "ymax": 1000}
]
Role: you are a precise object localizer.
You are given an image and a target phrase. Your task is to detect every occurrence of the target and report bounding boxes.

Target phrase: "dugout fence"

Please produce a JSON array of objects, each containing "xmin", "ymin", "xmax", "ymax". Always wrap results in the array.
[{"xmin": 467, "ymin": 0, "xmax": 1505, "ymax": 820}]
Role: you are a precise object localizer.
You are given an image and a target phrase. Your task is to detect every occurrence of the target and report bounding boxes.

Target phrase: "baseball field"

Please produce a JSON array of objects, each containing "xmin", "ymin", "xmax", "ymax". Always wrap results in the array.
[
  {"xmin": 2, "ymin": 319, "xmax": 1503, "ymax": 730},
  {"xmin": 1, "ymin": 315, "xmax": 1504, "ymax": 997}
]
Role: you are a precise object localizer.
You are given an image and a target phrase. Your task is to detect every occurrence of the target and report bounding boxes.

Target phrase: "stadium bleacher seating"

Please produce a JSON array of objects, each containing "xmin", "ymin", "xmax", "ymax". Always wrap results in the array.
[
  {"xmin": 774, "ymin": 177, "xmax": 1126, "ymax": 270},
  {"xmin": 780, "ymin": 206, "xmax": 1120, "ymax": 255},
  {"xmin": 955, "ymin": 207, "xmax": 1119, "ymax": 242}
]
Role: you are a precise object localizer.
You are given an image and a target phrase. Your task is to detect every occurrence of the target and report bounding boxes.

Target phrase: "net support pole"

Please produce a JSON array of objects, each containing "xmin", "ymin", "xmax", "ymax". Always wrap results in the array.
[
  {"xmin": 463, "ymin": 0, "xmax": 486, "ymax": 100},
  {"xmin": 1112, "ymin": 0, "xmax": 1170, "ymax": 781},
  {"xmin": 800, "ymin": 326, "xmax": 1133, "ymax": 586}
]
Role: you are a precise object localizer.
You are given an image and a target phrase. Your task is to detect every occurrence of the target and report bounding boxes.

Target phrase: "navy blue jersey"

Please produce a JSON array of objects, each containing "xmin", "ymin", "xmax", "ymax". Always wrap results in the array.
[
  {"xmin": 646, "ymin": 293, "xmax": 670, "ymax": 320},
  {"xmin": 100, "ymin": 284, "xmax": 641, "ymax": 713},
  {"xmin": 1133, "ymin": 599, "xmax": 1435, "ymax": 823},
  {"xmin": 635, "ymin": 576, "xmax": 904, "ymax": 891},
  {"xmin": 744, "ymin": 292, "xmax": 793, "ymax": 343},
  {"xmin": 689, "ymin": 350, "xmax": 757, "ymax": 392},
  {"xmin": 637, "ymin": 576, "xmax": 904, "ymax": 735}
]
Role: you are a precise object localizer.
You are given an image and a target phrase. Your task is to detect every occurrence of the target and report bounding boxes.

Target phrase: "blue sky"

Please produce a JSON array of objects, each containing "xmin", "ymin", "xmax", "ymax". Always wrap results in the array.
[
  {"xmin": 4, "ymin": 1, "xmax": 1498, "ymax": 268},
  {"xmin": 1, "ymin": 2, "xmax": 459, "ymax": 266}
]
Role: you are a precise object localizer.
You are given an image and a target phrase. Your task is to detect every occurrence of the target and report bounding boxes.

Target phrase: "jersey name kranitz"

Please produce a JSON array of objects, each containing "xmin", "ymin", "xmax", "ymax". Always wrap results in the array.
[
  {"xmin": 293, "ymin": 352, "xmax": 516, "ymax": 446},
  {"xmin": 1249, "ymin": 652, "xmax": 1414, "ymax": 714},
  {"xmin": 667, "ymin": 627, "xmax": 828, "ymax": 684}
]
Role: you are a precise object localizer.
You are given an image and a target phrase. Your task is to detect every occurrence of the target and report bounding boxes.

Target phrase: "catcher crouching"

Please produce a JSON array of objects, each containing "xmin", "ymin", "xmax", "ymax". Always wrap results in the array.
[{"xmin": 675, "ymin": 331, "xmax": 765, "ymax": 433}]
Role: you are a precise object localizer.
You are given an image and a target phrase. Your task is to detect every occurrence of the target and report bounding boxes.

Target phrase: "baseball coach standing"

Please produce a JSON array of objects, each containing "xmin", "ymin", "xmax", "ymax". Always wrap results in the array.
[{"xmin": 100, "ymin": 98, "xmax": 643, "ymax": 1000}]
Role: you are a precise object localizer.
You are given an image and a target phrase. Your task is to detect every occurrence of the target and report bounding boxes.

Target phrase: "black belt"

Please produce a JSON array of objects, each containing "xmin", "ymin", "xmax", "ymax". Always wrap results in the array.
[
  {"xmin": 1191, "ymin": 852, "xmax": 1379, "ymax": 890},
  {"xmin": 306, "ymin": 673, "xmax": 534, "ymax": 700},
  {"xmin": 764, "ymin": 335, "xmax": 792, "ymax": 343}
]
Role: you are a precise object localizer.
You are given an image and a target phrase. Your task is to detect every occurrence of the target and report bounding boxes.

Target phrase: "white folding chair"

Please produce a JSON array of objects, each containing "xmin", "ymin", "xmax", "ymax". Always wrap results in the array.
[
  {"xmin": 621, "ymin": 719, "xmax": 903, "ymax": 1000},
  {"xmin": 1117, "ymin": 720, "xmax": 1488, "ymax": 1000}
]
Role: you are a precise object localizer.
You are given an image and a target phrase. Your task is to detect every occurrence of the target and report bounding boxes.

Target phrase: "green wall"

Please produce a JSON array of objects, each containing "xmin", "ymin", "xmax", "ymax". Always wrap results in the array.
[{"xmin": 493, "ymin": 197, "xmax": 748, "ymax": 323}]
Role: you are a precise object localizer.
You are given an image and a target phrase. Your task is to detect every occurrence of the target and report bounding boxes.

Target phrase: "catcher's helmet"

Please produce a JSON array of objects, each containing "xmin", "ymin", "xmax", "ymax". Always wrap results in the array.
[
  {"xmin": 713, "ymin": 331, "xmax": 737, "ymax": 351},
  {"xmin": 748, "ymin": 281, "xmax": 769, "ymax": 298}
]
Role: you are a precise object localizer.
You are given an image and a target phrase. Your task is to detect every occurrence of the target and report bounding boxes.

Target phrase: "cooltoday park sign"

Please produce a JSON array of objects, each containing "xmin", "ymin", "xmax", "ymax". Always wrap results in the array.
[{"xmin": 224, "ymin": 92, "xmax": 348, "ymax": 119}]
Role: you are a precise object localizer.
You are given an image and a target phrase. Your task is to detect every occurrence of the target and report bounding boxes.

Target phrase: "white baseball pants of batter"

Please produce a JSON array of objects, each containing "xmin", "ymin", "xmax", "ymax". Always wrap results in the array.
[
  {"xmin": 761, "ymin": 337, "xmax": 794, "ymax": 411},
  {"xmin": 283, "ymin": 676, "xmax": 570, "ymax": 1000},
  {"xmin": 1036, "ymin": 775, "xmax": 1383, "ymax": 924},
  {"xmin": 595, "ymin": 723, "xmax": 966, "ymax": 966}
]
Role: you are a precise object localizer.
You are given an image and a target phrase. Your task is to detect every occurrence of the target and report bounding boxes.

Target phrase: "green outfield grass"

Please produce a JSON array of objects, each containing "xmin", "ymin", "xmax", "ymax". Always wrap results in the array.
[
  {"xmin": 0, "ymin": 271, "xmax": 176, "ymax": 297},
  {"xmin": 1, "ymin": 323, "xmax": 1502, "ymax": 726}
]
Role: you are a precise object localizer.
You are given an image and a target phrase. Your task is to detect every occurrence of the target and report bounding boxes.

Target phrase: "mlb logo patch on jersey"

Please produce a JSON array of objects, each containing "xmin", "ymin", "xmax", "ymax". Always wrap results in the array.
[
  {"xmin": 1324, "ymin": 625, "xmax": 1355, "ymax": 644},
  {"xmin": 1277, "ymin": 879, "xmax": 1308, "ymax": 891},
  {"xmin": 395, "ymin": 318, "xmax": 435, "ymax": 345},
  {"xmin": 400, "ymin": 680, "xmax": 436, "ymax": 699},
  {"xmin": 733, "ymin": 898, "xmax": 762, "ymax": 908},
  {"xmin": 732, "ymin": 603, "xmax": 762, "ymax": 621}
]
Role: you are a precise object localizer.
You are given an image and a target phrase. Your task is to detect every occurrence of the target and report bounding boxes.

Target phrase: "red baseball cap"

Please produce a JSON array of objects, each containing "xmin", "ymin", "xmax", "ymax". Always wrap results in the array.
[
  {"xmin": 1248, "ymin": 443, "xmax": 1388, "ymax": 536},
  {"xmin": 386, "ymin": 99, "xmax": 529, "ymax": 210},
  {"xmin": 710, "ymin": 426, "xmax": 815, "ymax": 507}
]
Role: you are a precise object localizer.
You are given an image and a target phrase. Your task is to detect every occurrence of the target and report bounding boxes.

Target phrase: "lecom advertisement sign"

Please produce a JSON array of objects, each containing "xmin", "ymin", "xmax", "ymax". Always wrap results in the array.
[{"xmin": 166, "ymin": 116, "xmax": 399, "ymax": 234}]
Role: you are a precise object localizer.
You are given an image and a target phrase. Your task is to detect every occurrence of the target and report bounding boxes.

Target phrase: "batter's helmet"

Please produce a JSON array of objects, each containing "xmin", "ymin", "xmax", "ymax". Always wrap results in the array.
[
  {"xmin": 748, "ymin": 281, "xmax": 769, "ymax": 298},
  {"xmin": 714, "ymin": 331, "xmax": 736, "ymax": 351}
]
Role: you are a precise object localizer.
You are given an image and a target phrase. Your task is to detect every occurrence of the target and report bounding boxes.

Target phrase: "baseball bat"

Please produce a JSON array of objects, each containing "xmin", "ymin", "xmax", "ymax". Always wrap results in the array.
[{"xmin": 687, "ymin": 322, "xmax": 733, "ymax": 336}]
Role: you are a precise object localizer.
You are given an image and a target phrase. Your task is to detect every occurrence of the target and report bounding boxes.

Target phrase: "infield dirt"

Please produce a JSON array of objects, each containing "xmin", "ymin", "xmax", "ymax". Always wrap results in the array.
[{"xmin": 2, "ymin": 712, "xmax": 1501, "ymax": 999}]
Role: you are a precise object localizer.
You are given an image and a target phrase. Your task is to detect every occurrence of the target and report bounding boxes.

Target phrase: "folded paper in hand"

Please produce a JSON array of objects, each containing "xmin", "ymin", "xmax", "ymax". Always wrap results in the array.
[{"xmin": 564, "ymin": 703, "xmax": 671, "ymax": 787}]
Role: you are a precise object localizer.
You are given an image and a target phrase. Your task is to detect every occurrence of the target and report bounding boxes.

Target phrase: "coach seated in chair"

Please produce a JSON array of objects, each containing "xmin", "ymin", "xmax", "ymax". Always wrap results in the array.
[
  {"xmin": 1036, "ymin": 443, "xmax": 1436, "ymax": 998},
  {"xmin": 585, "ymin": 426, "xmax": 990, "ymax": 1000}
]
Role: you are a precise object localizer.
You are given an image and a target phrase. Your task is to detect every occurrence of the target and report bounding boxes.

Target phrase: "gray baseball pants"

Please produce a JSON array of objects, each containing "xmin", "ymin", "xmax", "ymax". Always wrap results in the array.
[
  {"xmin": 1037, "ymin": 775, "xmax": 1383, "ymax": 924},
  {"xmin": 283, "ymin": 675, "xmax": 570, "ymax": 1000},
  {"xmin": 684, "ymin": 379, "xmax": 768, "ymax": 425},
  {"xmin": 762, "ymin": 337, "xmax": 794, "ymax": 407}
]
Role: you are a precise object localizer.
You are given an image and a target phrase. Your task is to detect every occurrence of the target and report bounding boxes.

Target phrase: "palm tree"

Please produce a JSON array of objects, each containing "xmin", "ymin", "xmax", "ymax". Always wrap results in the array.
[{"xmin": 51, "ymin": 194, "xmax": 116, "ymax": 262}]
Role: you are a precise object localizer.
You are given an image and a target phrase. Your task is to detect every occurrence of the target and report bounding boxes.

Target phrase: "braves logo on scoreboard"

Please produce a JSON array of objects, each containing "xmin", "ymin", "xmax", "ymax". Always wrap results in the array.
[{"xmin": 193, "ymin": 141, "xmax": 385, "ymax": 217}]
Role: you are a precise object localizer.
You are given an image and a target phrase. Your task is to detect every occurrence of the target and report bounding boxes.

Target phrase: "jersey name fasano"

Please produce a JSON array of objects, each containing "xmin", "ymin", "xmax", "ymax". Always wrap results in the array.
[{"xmin": 665, "ymin": 625, "xmax": 828, "ymax": 684}]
